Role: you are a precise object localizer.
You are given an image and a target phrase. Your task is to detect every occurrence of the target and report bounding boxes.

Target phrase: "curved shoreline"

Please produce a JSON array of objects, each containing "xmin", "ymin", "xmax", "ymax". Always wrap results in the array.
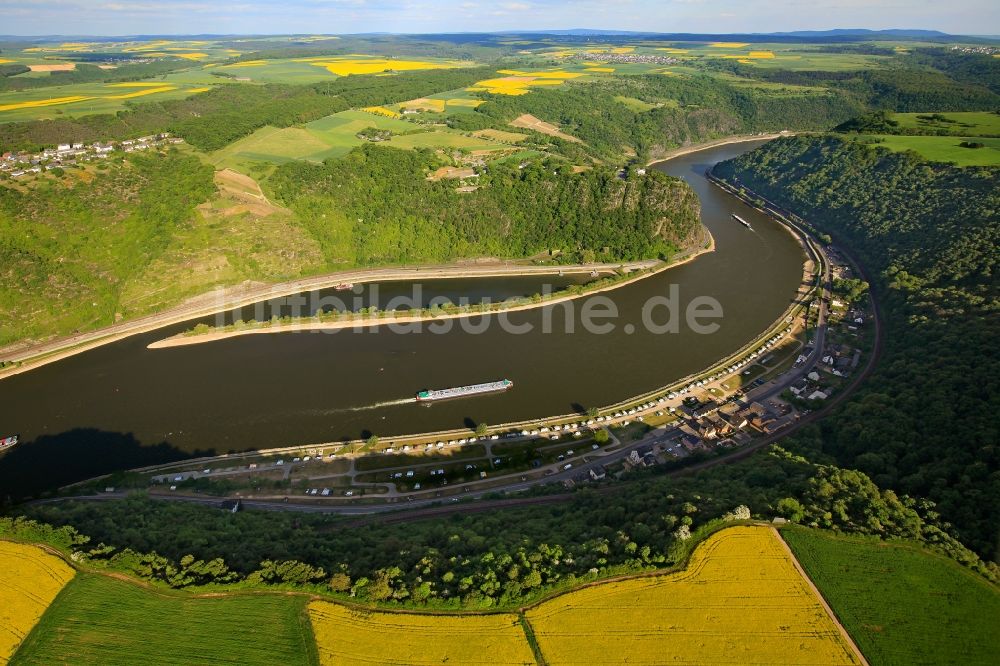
[
  {"xmin": 0, "ymin": 260, "xmax": 659, "ymax": 379},
  {"xmin": 646, "ymin": 131, "xmax": 792, "ymax": 166},
  {"xmin": 148, "ymin": 239, "xmax": 715, "ymax": 349},
  {"xmin": 0, "ymin": 132, "xmax": 781, "ymax": 378}
]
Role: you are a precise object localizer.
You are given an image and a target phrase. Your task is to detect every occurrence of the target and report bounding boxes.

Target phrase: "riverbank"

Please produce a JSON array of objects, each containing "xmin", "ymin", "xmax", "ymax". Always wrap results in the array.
[
  {"xmin": 148, "ymin": 239, "xmax": 715, "ymax": 349},
  {"xmin": 647, "ymin": 132, "xmax": 793, "ymax": 166},
  {"xmin": 0, "ymin": 259, "xmax": 665, "ymax": 379}
]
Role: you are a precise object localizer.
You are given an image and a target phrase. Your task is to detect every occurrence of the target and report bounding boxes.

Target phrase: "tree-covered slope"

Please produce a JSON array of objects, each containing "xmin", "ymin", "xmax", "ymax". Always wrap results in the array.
[
  {"xmin": 268, "ymin": 144, "xmax": 704, "ymax": 265},
  {"xmin": 713, "ymin": 135, "xmax": 1000, "ymax": 559},
  {"xmin": 0, "ymin": 152, "xmax": 215, "ymax": 345}
]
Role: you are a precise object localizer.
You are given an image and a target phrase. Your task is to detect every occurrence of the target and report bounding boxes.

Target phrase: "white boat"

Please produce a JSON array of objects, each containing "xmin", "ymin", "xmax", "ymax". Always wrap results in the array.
[
  {"xmin": 732, "ymin": 213, "xmax": 753, "ymax": 230},
  {"xmin": 416, "ymin": 379, "xmax": 513, "ymax": 402},
  {"xmin": 0, "ymin": 435, "xmax": 18, "ymax": 451}
]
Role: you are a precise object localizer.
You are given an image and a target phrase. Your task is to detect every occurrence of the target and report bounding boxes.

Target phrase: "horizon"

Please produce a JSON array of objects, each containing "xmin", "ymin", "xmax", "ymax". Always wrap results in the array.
[{"xmin": 1, "ymin": 0, "xmax": 997, "ymax": 38}]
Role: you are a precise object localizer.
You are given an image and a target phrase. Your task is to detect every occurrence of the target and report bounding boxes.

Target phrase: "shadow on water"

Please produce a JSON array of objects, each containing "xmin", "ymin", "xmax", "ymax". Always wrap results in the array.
[{"xmin": 0, "ymin": 429, "xmax": 214, "ymax": 502}]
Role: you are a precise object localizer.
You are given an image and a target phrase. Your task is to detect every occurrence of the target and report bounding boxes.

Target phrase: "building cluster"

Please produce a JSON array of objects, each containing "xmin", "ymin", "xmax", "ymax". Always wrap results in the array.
[
  {"xmin": 949, "ymin": 45, "xmax": 999, "ymax": 55},
  {"xmin": 574, "ymin": 53, "xmax": 680, "ymax": 66},
  {"xmin": 1, "ymin": 133, "xmax": 183, "ymax": 179}
]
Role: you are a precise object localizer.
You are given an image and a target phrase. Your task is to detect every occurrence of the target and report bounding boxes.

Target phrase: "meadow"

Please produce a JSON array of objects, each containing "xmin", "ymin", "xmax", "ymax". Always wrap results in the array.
[
  {"xmin": 524, "ymin": 525, "xmax": 863, "ymax": 665},
  {"xmin": 308, "ymin": 602, "xmax": 535, "ymax": 665},
  {"xmin": 891, "ymin": 111, "xmax": 1000, "ymax": 136},
  {"xmin": 782, "ymin": 528, "xmax": 1000, "ymax": 666},
  {"xmin": 858, "ymin": 134, "xmax": 1000, "ymax": 166},
  {"xmin": 0, "ymin": 542, "xmax": 75, "ymax": 663},
  {"xmin": 10, "ymin": 574, "xmax": 318, "ymax": 666}
]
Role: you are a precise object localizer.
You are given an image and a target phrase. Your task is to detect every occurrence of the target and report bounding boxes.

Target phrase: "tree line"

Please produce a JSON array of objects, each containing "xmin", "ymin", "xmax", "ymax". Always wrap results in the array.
[{"xmin": 13, "ymin": 445, "xmax": 996, "ymax": 609}]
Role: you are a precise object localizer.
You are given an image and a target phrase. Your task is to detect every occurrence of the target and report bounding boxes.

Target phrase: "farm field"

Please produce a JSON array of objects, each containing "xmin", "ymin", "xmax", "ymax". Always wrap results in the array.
[
  {"xmin": 210, "ymin": 109, "xmax": 507, "ymax": 172},
  {"xmin": 10, "ymin": 573, "xmax": 318, "ymax": 666},
  {"xmin": 857, "ymin": 134, "xmax": 1000, "ymax": 166},
  {"xmin": 308, "ymin": 601, "xmax": 535, "ymax": 665},
  {"xmin": 0, "ymin": 542, "xmax": 75, "ymax": 663},
  {"xmin": 525, "ymin": 525, "xmax": 862, "ymax": 665},
  {"xmin": 782, "ymin": 527, "xmax": 1000, "ymax": 666}
]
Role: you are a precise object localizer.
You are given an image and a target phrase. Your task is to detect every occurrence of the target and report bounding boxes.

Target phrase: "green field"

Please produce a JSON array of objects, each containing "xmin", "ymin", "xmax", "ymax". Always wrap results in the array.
[
  {"xmin": 781, "ymin": 527, "xmax": 1000, "ymax": 666},
  {"xmin": 11, "ymin": 574, "xmax": 318, "ymax": 665},
  {"xmin": 858, "ymin": 134, "xmax": 1000, "ymax": 166},
  {"xmin": 210, "ymin": 109, "xmax": 507, "ymax": 171},
  {"xmin": 891, "ymin": 111, "xmax": 1000, "ymax": 136}
]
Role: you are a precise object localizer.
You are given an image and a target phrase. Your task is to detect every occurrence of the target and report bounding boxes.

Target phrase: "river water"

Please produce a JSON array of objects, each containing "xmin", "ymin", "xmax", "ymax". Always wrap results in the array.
[{"xmin": 0, "ymin": 141, "xmax": 804, "ymax": 496}]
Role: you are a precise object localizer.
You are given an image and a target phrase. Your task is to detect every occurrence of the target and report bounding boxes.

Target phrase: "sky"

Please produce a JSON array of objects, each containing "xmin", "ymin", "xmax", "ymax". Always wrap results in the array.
[{"xmin": 0, "ymin": 0, "xmax": 996, "ymax": 37}]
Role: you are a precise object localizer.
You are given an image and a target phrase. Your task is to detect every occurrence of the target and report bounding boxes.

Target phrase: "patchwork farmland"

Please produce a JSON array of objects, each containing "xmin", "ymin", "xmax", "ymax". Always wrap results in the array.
[
  {"xmin": 4, "ymin": 524, "xmax": 999, "ymax": 663},
  {"xmin": 210, "ymin": 109, "xmax": 509, "ymax": 171}
]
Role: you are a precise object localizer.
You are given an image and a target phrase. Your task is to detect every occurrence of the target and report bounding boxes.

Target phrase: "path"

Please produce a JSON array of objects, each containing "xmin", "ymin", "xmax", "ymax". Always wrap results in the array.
[{"xmin": 773, "ymin": 527, "xmax": 870, "ymax": 666}]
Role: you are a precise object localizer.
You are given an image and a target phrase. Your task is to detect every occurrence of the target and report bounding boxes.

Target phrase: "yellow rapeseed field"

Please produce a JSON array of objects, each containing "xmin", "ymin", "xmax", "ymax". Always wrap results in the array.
[
  {"xmin": 309, "ymin": 58, "xmax": 456, "ymax": 76},
  {"xmin": 0, "ymin": 541, "xmax": 75, "ymax": 662},
  {"xmin": 749, "ymin": 50, "xmax": 777, "ymax": 59},
  {"xmin": 105, "ymin": 82, "xmax": 173, "ymax": 87},
  {"xmin": 525, "ymin": 526, "xmax": 863, "ymax": 665},
  {"xmin": 308, "ymin": 601, "xmax": 535, "ymax": 665},
  {"xmin": 710, "ymin": 41, "xmax": 751, "ymax": 48},
  {"xmin": 106, "ymin": 85, "xmax": 177, "ymax": 99},
  {"xmin": 447, "ymin": 98, "xmax": 484, "ymax": 108},
  {"xmin": 362, "ymin": 105, "xmax": 402, "ymax": 118},
  {"xmin": 0, "ymin": 96, "xmax": 92, "ymax": 112},
  {"xmin": 471, "ymin": 71, "xmax": 582, "ymax": 95},
  {"xmin": 222, "ymin": 60, "xmax": 266, "ymax": 68},
  {"xmin": 585, "ymin": 67, "xmax": 615, "ymax": 73}
]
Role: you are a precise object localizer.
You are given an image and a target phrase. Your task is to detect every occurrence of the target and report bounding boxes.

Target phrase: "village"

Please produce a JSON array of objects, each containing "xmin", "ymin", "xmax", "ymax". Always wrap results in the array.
[{"xmin": 0, "ymin": 133, "xmax": 183, "ymax": 179}]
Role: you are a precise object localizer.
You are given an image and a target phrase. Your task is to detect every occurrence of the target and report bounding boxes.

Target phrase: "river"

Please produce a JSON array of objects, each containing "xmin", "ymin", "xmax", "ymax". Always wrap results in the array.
[{"xmin": 0, "ymin": 141, "xmax": 804, "ymax": 497}]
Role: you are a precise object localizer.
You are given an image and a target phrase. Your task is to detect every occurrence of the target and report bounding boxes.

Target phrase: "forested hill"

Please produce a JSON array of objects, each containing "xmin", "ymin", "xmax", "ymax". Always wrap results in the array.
[
  {"xmin": 268, "ymin": 145, "xmax": 704, "ymax": 265},
  {"xmin": 713, "ymin": 135, "xmax": 1000, "ymax": 560}
]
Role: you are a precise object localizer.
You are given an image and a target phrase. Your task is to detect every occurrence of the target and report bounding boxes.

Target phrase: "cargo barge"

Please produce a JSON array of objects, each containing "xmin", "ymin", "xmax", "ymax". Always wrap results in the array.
[
  {"xmin": 732, "ymin": 213, "xmax": 753, "ymax": 230},
  {"xmin": 0, "ymin": 435, "xmax": 17, "ymax": 452},
  {"xmin": 416, "ymin": 379, "xmax": 513, "ymax": 402}
]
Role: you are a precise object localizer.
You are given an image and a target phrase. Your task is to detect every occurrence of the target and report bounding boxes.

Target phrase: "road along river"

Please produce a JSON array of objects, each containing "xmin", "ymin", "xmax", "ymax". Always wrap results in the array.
[{"xmin": 0, "ymin": 140, "xmax": 805, "ymax": 496}]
